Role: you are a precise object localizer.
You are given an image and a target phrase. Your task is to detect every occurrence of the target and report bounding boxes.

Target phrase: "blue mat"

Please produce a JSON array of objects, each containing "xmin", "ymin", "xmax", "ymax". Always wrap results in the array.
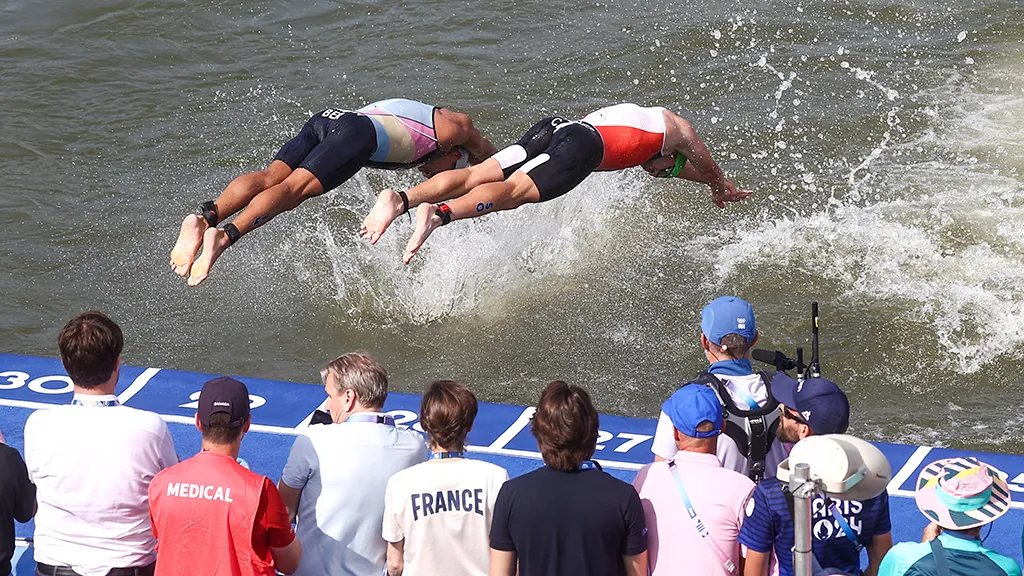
[{"xmin": 3, "ymin": 353, "xmax": 1023, "ymax": 575}]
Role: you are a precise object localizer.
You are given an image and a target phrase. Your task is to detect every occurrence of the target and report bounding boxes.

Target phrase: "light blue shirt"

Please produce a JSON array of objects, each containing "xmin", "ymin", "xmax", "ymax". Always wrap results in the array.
[
  {"xmin": 281, "ymin": 413, "xmax": 428, "ymax": 576},
  {"xmin": 877, "ymin": 532, "xmax": 1022, "ymax": 576}
]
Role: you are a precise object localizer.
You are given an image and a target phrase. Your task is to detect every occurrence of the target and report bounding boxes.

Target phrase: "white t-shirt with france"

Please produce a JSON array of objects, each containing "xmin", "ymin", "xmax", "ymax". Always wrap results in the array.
[
  {"xmin": 24, "ymin": 395, "xmax": 177, "ymax": 576},
  {"xmin": 383, "ymin": 457, "xmax": 509, "ymax": 576},
  {"xmin": 651, "ymin": 371, "xmax": 769, "ymax": 475},
  {"xmin": 281, "ymin": 413, "xmax": 428, "ymax": 576}
]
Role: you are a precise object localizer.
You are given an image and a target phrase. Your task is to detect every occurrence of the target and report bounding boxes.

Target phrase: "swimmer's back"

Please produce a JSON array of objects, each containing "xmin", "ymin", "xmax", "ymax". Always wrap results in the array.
[{"xmin": 583, "ymin": 103, "xmax": 667, "ymax": 171}]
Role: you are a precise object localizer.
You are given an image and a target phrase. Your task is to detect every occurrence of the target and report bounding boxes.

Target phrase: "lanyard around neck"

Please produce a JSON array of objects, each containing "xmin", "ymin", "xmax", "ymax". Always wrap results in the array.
[
  {"xmin": 430, "ymin": 451, "xmax": 464, "ymax": 460},
  {"xmin": 668, "ymin": 461, "xmax": 738, "ymax": 575},
  {"xmin": 344, "ymin": 413, "xmax": 395, "ymax": 426},
  {"xmin": 72, "ymin": 398, "xmax": 120, "ymax": 407},
  {"xmin": 827, "ymin": 500, "xmax": 863, "ymax": 552}
]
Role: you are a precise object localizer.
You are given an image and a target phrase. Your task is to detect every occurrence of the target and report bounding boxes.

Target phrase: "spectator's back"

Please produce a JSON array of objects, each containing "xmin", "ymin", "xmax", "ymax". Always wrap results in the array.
[
  {"xmin": 279, "ymin": 352, "xmax": 427, "ymax": 576},
  {"xmin": 284, "ymin": 420, "xmax": 425, "ymax": 575},
  {"xmin": 25, "ymin": 312, "xmax": 176, "ymax": 576},
  {"xmin": 27, "ymin": 403, "xmax": 174, "ymax": 567}
]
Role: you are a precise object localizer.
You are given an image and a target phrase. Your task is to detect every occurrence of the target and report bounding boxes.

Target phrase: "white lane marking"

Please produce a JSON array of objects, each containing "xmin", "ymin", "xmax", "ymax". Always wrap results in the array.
[
  {"xmin": 117, "ymin": 368, "xmax": 160, "ymax": 404},
  {"xmin": 487, "ymin": 407, "xmax": 536, "ymax": 450},
  {"xmin": 887, "ymin": 445, "xmax": 933, "ymax": 493}
]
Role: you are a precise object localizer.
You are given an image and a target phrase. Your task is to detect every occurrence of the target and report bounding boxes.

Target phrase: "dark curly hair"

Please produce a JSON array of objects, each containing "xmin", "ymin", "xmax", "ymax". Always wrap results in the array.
[{"xmin": 420, "ymin": 380, "xmax": 478, "ymax": 452}]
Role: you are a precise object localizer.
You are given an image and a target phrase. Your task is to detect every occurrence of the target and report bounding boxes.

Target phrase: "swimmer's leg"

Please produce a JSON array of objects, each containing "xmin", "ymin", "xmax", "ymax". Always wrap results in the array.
[
  {"xmin": 402, "ymin": 172, "xmax": 539, "ymax": 264},
  {"xmin": 186, "ymin": 169, "xmax": 323, "ymax": 286},
  {"xmin": 402, "ymin": 122, "xmax": 600, "ymax": 264},
  {"xmin": 361, "ymin": 158, "xmax": 505, "ymax": 244},
  {"xmin": 170, "ymin": 161, "xmax": 292, "ymax": 276}
]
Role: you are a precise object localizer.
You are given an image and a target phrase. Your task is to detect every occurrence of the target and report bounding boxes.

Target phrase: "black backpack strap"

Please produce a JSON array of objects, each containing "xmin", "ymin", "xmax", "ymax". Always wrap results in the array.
[
  {"xmin": 696, "ymin": 370, "xmax": 779, "ymax": 482},
  {"xmin": 747, "ymin": 415, "xmax": 768, "ymax": 482},
  {"xmin": 929, "ymin": 538, "xmax": 952, "ymax": 576}
]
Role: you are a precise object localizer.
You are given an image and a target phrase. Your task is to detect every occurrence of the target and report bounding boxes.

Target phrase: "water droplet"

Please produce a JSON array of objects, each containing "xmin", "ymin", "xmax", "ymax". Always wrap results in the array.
[{"xmin": 956, "ymin": 30, "xmax": 967, "ymax": 42}]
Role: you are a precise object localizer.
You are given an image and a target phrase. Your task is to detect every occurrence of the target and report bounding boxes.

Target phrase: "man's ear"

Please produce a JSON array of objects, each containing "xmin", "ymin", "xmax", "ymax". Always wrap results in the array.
[
  {"xmin": 243, "ymin": 414, "xmax": 252, "ymax": 433},
  {"xmin": 343, "ymin": 388, "xmax": 357, "ymax": 411}
]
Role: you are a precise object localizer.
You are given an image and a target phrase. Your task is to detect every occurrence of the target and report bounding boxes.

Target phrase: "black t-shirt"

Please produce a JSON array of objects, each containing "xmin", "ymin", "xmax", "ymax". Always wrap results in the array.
[
  {"xmin": 489, "ymin": 465, "xmax": 647, "ymax": 576},
  {"xmin": 0, "ymin": 443, "xmax": 35, "ymax": 576}
]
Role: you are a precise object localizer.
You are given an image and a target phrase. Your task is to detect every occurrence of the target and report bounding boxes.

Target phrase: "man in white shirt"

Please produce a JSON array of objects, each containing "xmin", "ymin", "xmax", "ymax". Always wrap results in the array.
[
  {"xmin": 278, "ymin": 352, "xmax": 427, "ymax": 576},
  {"xmin": 382, "ymin": 380, "xmax": 508, "ymax": 576},
  {"xmin": 25, "ymin": 312, "xmax": 177, "ymax": 576},
  {"xmin": 650, "ymin": 296, "xmax": 782, "ymax": 481}
]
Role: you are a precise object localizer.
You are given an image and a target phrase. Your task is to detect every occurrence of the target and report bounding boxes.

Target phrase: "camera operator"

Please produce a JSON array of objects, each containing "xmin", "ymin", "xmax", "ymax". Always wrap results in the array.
[{"xmin": 651, "ymin": 296, "xmax": 781, "ymax": 481}]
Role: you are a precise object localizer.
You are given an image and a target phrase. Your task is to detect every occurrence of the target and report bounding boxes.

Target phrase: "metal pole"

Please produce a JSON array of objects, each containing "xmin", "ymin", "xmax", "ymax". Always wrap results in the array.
[{"xmin": 791, "ymin": 462, "xmax": 814, "ymax": 576}]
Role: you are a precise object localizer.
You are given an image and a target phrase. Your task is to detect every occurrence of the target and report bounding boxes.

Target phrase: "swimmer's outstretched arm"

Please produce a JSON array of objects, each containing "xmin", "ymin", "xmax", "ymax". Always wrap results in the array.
[{"xmin": 663, "ymin": 111, "xmax": 753, "ymax": 208}]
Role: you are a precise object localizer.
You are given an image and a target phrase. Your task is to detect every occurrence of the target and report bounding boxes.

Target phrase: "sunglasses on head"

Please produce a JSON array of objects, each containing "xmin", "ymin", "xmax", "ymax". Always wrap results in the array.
[{"xmin": 782, "ymin": 406, "xmax": 809, "ymax": 425}]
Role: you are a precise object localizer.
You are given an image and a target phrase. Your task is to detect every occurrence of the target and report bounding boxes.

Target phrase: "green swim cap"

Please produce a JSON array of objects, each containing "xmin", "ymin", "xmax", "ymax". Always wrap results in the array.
[{"xmin": 668, "ymin": 153, "xmax": 687, "ymax": 178}]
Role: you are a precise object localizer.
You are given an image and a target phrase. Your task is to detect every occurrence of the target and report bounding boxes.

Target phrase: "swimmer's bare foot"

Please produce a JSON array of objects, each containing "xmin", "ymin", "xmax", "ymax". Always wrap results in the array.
[
  {"xmin": 170, "ymin": 215, "xmax": 208, "ymax": 277},
  {"xmin": 187, "ymin": 227, "xmax": 232, "ymax": 286},
  {"xmin": 403, "ymin": 203, "xmax": 444, "ymax": 264},
  {"xmin": 360, "ymin": 188, "xmax": 406, "ymax": 244}
]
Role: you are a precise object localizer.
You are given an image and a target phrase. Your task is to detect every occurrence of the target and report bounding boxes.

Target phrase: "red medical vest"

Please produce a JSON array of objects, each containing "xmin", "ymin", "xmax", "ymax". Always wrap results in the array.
[{"xmin": 149, "ymin": 451, "xmax": 276, "ymax": 576}]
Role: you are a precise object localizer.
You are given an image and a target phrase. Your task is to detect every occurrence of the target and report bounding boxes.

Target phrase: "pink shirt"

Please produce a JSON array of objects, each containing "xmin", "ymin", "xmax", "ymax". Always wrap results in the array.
[{"xmin": 633, "ymin": 451, "xmax": 756, "ymax": 576}]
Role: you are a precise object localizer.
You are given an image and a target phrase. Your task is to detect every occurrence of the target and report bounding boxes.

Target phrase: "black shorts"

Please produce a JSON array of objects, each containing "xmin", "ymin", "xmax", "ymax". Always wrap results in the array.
[
  {"xmin": 519, "ymin": 122, "xmax": 603, "ymax": 202},
  {"xmin": 273, "ymin": 110, "xmax": 377, "ymax": 192}
]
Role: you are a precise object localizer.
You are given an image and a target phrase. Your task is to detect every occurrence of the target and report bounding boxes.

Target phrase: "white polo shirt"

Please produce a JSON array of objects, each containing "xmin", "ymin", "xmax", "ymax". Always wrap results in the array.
[
  {"xmin": 24, "ymin": 395, "xmax": 177, "ymax": 576},
  {"xmin": 383, "ymin": 457, "xmax": 508, "ymax": 576},
  {"xmin": 281, "ymin": 413, "xmax": 428, "ymax": 576},
  {"xmin": 651, "ymin": 372, "xmax": 769, "ymax": 474}
]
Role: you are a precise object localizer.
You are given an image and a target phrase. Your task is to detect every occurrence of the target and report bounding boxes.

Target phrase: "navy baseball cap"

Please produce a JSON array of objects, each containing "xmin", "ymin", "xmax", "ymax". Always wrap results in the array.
[
  {"xmin": 772, "ymin": 373, "xmax": 849, "ymax": 435},
  {"xmin": 662, "ymin": 385, "xmax": 723, "ymax": 439},
  {"xmin": 198, "ymin": 376, "xmax": 250, "ymax": 427},
  {"xmin": 701, "ymin": 296, "xmax": 757, "ymax": 345}
]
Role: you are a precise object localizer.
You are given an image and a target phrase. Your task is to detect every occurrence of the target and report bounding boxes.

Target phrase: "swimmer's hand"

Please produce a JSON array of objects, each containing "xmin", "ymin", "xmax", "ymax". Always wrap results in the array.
[{"xmin": 709, "ymin": 179, "xmax": 753, "ymax": 209}]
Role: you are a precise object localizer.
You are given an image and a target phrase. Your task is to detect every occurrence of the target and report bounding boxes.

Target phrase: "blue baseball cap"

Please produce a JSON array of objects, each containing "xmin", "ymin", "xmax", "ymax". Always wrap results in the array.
[
  {"xmin": 701, "ymin": 296, "xmax": 757, "ymax": 345},
  {"xmin": 772, "ymin": 374, "xmax": 849, "ymax": 435},
  {"xmin": 662, "ymin": 385, "xmax": 723, "ymax": 439}
]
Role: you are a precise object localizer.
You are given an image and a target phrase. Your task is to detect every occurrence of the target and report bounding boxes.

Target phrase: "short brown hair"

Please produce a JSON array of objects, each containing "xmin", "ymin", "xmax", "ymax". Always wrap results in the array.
[
  {"xmin": 58, "ymin": 311, "xmax": 124, "ymax": 389},
  {"xmin": 320, "ymin": 352, "xmax": 388, "ymax": 410},
  {"xmin": 531, "ymin": 381, "xmax": 599, "ymax": 472},
  {"xmin": 201, "ymin": 412, "xmax": 245, "ymax": 445},
  {"xmin": 420, "ymin": 380, "xmax": 478, "ymax": 452},
  {"xmin": 719, "ymin": 334, "xmax": 752, "ymax": 359}
]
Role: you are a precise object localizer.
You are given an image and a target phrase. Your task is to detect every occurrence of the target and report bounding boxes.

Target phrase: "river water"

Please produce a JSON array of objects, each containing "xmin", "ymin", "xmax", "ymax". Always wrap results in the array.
[{"xmin": 1, "ymin": 0, "xmax": 1022, "ymax": 452}]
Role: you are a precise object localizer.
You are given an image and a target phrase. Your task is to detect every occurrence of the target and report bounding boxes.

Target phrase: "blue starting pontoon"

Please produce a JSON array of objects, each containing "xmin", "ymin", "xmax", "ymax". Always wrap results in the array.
[{"xmin": 2, "ymin": 353, "xmax": 1023, "ymax": 574}]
